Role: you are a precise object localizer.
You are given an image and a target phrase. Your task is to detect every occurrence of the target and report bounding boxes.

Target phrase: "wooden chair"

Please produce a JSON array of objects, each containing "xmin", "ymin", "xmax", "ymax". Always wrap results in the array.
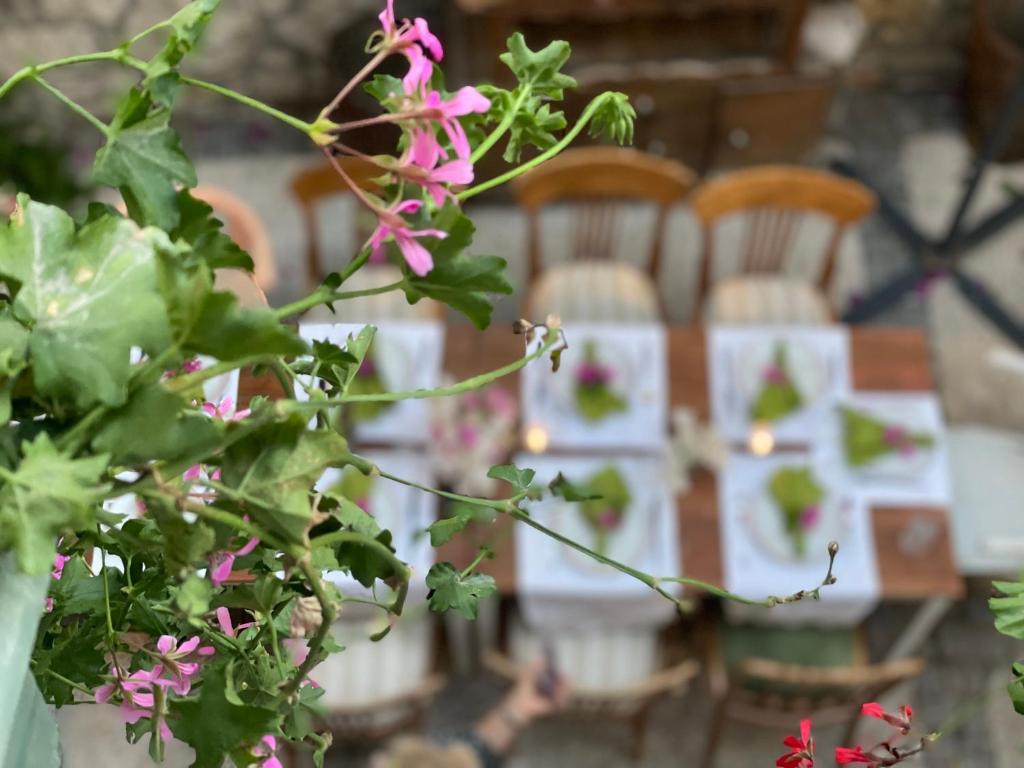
[
  {"xmin": 485, "ymin": 616, "xmax": 701, "ymax": 761},
  {"xmin": 690, "ymin": 165, "xmax": 875, "ymax": 324},
  {"xmin": 289, "ymin": 158, "xmax": 383, "ymax": 287},
  {"xmin": 514, "ymin": 146, "xmax": 696, "ymax": 322},
  {"xmin": 191, "ymin": 185, "xmax": 277, "ymax": 294},
  {"xmin": 701, "ymin": 622, "xmax": 924, "ymax": 768}
]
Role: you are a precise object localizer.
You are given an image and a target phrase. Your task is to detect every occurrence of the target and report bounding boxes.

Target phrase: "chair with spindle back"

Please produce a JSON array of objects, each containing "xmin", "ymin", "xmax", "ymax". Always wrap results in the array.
[
  {"xmin": 190, "ymin": 185, "xmax": 277, "ymax": 296},
  {"xmin": 289, "ymin": 159, "xmax": 442, "ymax": 321},
  {"xmin": 700, "ymin": 621, "xmax": 925, "ymax": 768},
  {"xmin": 690, "ymin": 165, "xmax": 875, "ymax": 324},
  {"xmin": 514, "ymin": 147, "xmax": 696, "ymax": 322}
]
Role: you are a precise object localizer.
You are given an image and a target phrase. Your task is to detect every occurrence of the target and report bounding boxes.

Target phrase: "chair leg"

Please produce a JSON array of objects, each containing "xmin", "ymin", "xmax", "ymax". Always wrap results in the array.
[
  {"xmin": 700, "ymin": 699, "xmax": 728, "ymax": 768},
  {"xmin": 630, "ymin": 705, "xmax": 651, "ymax": 763}
]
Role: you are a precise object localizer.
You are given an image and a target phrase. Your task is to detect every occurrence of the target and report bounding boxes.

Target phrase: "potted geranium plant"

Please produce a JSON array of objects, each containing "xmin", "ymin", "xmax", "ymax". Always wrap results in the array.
[{"xmin": 0, "ymin": 2, "xmax": 847, "ymax": 766}]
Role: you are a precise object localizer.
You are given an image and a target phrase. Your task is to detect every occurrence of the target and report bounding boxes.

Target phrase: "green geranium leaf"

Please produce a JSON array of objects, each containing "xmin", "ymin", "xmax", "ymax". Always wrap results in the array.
[
  {"xmin": 93, "ymin": 92, "xmax": 196, "ymax": 231},
  {"xmin": 0, "ymin": 433, "xmax": 109, "ymax": 574},
  {"xmin": 504, "ymin": 103, "xmax": 567, "ymax": 163},
  {"xmin": 170, "ymin": 667, "xmax": 279, "ymax": 768},
  {"xmin": 1009, "ymin": 661, "xmax": 1024, "ymax": 715},
  {"xmin": 222, "ymin": 419, "xmax": 349, "ymax": 545},
  {"xmin": 992, "ymin": 580, "xmax": 1024, "ymax": 639},
  {"xmin": 425, "ymin": 562, "xmax": 496, "ymax": 620},
  {"xmin": 487, "ymin": 464, "xmax": 535, "ymax": 493},
  {"xmin": 174, "ymin": 574, "xmax": 212, "ymax": 626},
  {"xmin": 171, "ymin": 189, "xmax": 254, "ymax": 272},
  {"xmin": 428, "ymin": 502, "xmax": 495, "ymax": 547},
  {"xmin": 0, "ymin": 316, "xmax": 29, "ymax": 425},
  {"xmin": 143, "ymin": 0, "xmax": 221, "ymax": 107},
  {"xmin": 402, "ymin": 207, "xmax": 512, "ymax": 329},
  {"xmin": 92, "ymin": 384, "xmax": 223, "ymax": 464},
  {"xmin": 0, "ymin": 196, "xmax": 175, "ymax": 409},
  {"xmin": 500, "ymin": 33, "xmax": 577, "ymax": 100},
  {"xmin": 184, "ymin": 289, "xmax": 307, "ymax": 361},
  {"xmin": 548, "ymin": 472, "xmax": 601, "ymax": 502}
]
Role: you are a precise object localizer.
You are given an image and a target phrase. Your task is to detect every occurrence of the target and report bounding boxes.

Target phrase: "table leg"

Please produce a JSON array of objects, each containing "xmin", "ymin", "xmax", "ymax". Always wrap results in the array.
[{"xmin": 884, "ymin": 597, "xmax": 954, "ymax": 661}]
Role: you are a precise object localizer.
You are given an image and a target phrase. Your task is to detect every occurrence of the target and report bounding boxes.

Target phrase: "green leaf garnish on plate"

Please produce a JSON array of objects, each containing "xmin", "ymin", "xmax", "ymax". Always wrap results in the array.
[
  {"xmin": 767, "ymin": 467, "xmax": 824, "ymax": 558},
  {"xmin": 574, "ymin": 341, "xmax": 627, "ymax": 422},
  {"xmin": 578, "ymin": 465, "xmax": 631, "ymax": 556},
  {"xmin": 750, "ymin": 343, "xmax": 803, "ymax": 422},
  {"xmin": 841, "ymin": 406, "xmax": 934, "ymax": 467}
]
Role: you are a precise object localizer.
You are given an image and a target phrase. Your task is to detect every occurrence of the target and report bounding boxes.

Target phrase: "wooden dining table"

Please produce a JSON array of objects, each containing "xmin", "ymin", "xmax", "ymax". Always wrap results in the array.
[
  {"xmin": 437, "ymin": 324, "xmax": 965, "ymax": 660},
  {"xmin": 241, "ymin": 323, "xmax": 965, "ymax": 659}
]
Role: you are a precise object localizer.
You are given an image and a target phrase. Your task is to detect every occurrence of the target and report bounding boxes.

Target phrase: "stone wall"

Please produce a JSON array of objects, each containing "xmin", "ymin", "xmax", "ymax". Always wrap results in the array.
[{"xmin": 0, "ymin": 0, "xmax": 379, "ymax": 120}]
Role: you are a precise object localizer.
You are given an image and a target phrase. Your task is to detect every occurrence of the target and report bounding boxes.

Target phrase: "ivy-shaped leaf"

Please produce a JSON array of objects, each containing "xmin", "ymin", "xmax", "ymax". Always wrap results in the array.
[
  {"xmin": 170, "ymin": 667, "xmax": 279, "ymax": 768},
  {"xmin": 425, "ymin": 562, "xmax": 496, "ymax": 620},
  {"xmin": 143, "ymin": 0, "xmax": 221, "ymax": 107},
  {"xmin": 0, "ymin": 196, "xmax": 176, "ymax": 409},
  {"xmin": 93, "ymin": 91, "xmax": 196, "ymax": 231},
  {"xmin": 401, "ymin": 206, "xmax": 512, "ymax": 329},
  {"xmin": 171, "ymin": 189, "xmax": 254, "ymax": 272},
  {"xmin": 183, "ymin": 289, "xmax": 307, "ymax": 361},
  {"xmin": 505, "ymin": 102, "xmax": 567, "ymax": 163},
  {"xmin": 221, "ymin": 419, "xmax": 349, "ymax": 545},
  {"xmin": 487, "ymin": 464, "xmax": 535, "ymax": 494},
  {"xmin": 427, "ymin": 502, "xmax": 496, "ymax": 547},
  {"xmin": 0, "ymin": 433, "xmax": 109, "ymax": 574}
]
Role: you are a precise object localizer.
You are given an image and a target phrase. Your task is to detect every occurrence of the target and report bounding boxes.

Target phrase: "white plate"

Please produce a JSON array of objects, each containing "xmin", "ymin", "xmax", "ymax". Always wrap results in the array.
[
  {"xmin": 743, "ymin": 490, "xmax": 850, "ymax": 563},
  {"xmin": 737, "ymin": 338, "xmax": 829, "ymax": 421}
]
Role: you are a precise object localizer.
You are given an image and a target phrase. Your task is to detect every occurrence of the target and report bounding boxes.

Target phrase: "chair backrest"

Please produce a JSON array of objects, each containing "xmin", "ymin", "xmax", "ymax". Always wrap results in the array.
[
  {"xmin": 727, "ymin": 656, "xmax": 925, "ymax": 730},
  {"xmin": 690, "ymin": 165, "xmax": 875, "ymax": 308},
  {"xmin": 289, "ymin": 158, "xmax": 382, "ymax": 287},
  {"xmin": 513, "ymin": 146, "xmax": 696, "ymax": 281},
  {"xmin": 191, "ymin": 185, "xmax": 277, "ymax": 293}
]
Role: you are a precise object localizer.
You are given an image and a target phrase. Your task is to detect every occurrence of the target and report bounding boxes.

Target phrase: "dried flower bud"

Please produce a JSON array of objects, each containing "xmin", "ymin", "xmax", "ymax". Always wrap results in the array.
[
  {"xmin": 289, "ymin": 596, "xmax": 323, "ymax": 638},
  {"xmin": 512, "ymin": 319, "xmax": 533, "ymax": 335},
  {"xmin": 827, "ymin": 540, "xmax": 839, "ymax": 557}
]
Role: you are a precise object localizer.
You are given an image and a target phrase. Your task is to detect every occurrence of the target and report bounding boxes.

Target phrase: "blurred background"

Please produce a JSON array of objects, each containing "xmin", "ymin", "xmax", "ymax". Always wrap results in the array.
[{"xmin": 6, "ymin": 1, "xmax": 1024, "ymax": 766}]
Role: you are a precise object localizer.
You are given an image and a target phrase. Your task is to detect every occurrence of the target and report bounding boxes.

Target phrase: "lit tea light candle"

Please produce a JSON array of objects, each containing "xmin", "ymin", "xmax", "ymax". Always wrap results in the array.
[
  {"xmin": 748, "ymin": 421, "xmax": 775, "ymax": 456},
  {"xmin": 524, "ymin": 424, "xmax": 550, "ymax": 453}
]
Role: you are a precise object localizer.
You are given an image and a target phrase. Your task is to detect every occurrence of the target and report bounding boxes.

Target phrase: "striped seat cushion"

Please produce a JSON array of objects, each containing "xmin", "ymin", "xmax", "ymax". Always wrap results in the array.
[
  {"xmin": 707, "ymin": 276, "xmax": 831, "ymax": 325},
  {"xmin": 527, "ymin": 261, "xmax": 661, "ymax": 322}
]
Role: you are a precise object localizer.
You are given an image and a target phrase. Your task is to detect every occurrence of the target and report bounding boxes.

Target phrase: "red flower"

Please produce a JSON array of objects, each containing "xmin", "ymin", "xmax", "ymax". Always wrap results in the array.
[
  {"xmin": 777, "ymin": 719, "xmax": 814, "ymax": 767},
  {"xmin": 861, "ymin": 702, "xmax": 913, "ymax": 735},
  {"xmin": 835, "ymin": 746, "xmax": 877, "ymax": 765}
]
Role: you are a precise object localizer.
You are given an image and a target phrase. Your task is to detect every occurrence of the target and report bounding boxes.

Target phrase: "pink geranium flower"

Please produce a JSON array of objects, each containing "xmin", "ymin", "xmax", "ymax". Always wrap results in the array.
[
  {"xmin": 202, "ymin": 396, "xmax": 251, "ymax": 422},
  {"xmin": 216, "ymin": 606, "xmax": 257, "ymax": 638},
  {"xmin": 95, "ymin": 665, "xmax": 175, "ymax": 742},
  {"xmin": 370, "ymin": 199, "xmax": 446, "ymax": 276},
  {"xmin": 251, "ymin": 735, "xmax": 284, "ymax": 768},
  {"xmin": 209, "ymin": 530, "xmax": 260, "ymax": 587},
  {"xmin": 378, "ymin": 0, "xmax": 443, "ymax": 61},
  {"xmin": 834, "ymin": 746, "xmax": 876, "ymax": 765},
  {"xmin": 423, "ymin": 88, "xmax": 491, "ymax": 159},
  {"xmin": 155, "ymin": 635, "xmax": 215, "ymax": 695}
]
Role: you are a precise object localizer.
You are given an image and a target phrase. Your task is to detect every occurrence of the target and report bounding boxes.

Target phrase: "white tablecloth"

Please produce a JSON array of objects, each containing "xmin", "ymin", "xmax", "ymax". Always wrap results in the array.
[
  {"xmin": 514, "ymin": 453, "xmax": 681, "ymax": 630},
  {"xmin": 719, "ymin": 452, "xmax": 880, "ymax": 626}
]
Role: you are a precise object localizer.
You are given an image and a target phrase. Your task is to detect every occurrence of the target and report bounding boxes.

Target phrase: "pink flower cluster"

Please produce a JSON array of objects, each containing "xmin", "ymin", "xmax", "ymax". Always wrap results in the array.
[
  {"xmin": 44, "ymin": 549, "xmax": 70, "ymax": 613},
  {"xmin": 778, "ymin": 703, "xmax": 920, "ymax": 767},
  {"xmin": 324, "ymin": 1, "xmax": 491, "ymax": 277},
  {"xmin": 94, "ymin": 635, "xmax": 215, "ymax": 741}
]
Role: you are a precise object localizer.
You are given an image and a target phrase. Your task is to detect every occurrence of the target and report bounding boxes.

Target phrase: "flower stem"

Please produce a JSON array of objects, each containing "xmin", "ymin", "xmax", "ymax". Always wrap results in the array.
[
  {"xmin": 458, "ymin": 93, "xmax": 611, "ymax": 201},
  {"xmin": 287, "ymin": 330, "xmax": 561, "ymax": 408},
  {"xmin": 281, "ymin": 562, "xmax": 338, "ymax": 698},
  {"xmin": 32, "ymin": 76, "xmax": 110, "ymax": 136},
  {"xmin": 0, "ymin": 50, "xmax": 127, "ymax": 100},
  {"xmin": 178, "ymin": 76, "xmax": 315, "ymax": 134},
  {"xmin": 460, "ymin": 546, "xmax": 492, "ymax": 578},
  {"xmin": 36, "ymin": 666, "xmax": 95, "ymax": 696},
  {"xmin": 271, "ymin": 279, "xmax": 405, "ymax": 320},
  {"xmin": 320, "ymin": 47, "xmax": 390, "ymax": 119},
  {"xmin": 470, "ymin": 85, "xmax": 530, "ymax": 164}
]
